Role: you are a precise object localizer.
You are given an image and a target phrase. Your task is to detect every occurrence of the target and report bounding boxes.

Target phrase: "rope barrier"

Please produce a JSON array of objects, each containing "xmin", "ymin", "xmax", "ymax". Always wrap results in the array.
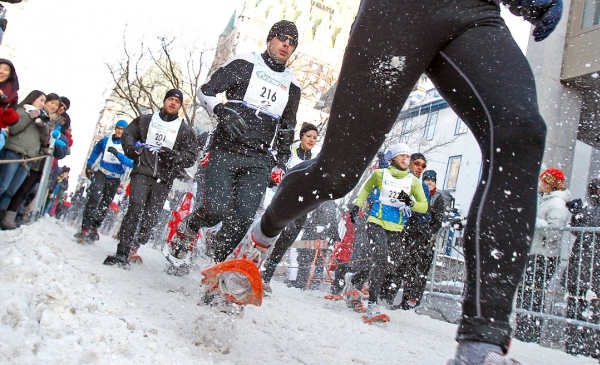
[{"xmin": 0, "ymin": 155, "xmax": 48, "ymax": 164}]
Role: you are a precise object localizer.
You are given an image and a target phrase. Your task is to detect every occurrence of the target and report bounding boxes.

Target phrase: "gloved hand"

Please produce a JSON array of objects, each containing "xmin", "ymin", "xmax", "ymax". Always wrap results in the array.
[
  {"xmin": 54, "ymin": 139, "xmax": 67, "ymax": 148},
  {"xmin": 158, "ymin": 147, "xmax": 180, "ymax": 162},
  {"xmin": 0, "ymin": 107, "xmax": 19, "ymax": 128},
  {"xmin": 107, "ymin": 147, "xmax": 119, "ymax": 156},
  {"xmin": 200, "ymin": 152, "xmax": 210, "ymax": 167},
  {"xmin": 270, "ymin": 166, "xmax": 285, "ymax": 185},
  {"xmin": 450, "ymin": 217, "xmax": 464, "ymax": 231},
  {"xmin": 501, "ymin": 0, "xmax": 563, "ymax": 42},
  {"xmin": 276, "ymin": 128, "xmax": 295, "ymax": 147},
  {"xmin": 214, "ymin": 104, "xmax": 247, "ymax": 140},
  {"xmin": 28, "ymin": 109, "xmax": 41, "ymax": 119},
  {"xmin": 398, "ymin": 190, "xmax": 414, "ymax": 207},
  {"xmin": 85, "ymin": 165, "xmax": 94, "ymax": 179},
  {"xmin": 349, "ymin": 204, "xmax": 360, "ymax": 224},
  {"xmin": 51, "ymin": 129, "xmax": 60, "ymax": 139},
  {"xmin": 566, "ymin": 198, "xmax": 583, "ymax": 214}
]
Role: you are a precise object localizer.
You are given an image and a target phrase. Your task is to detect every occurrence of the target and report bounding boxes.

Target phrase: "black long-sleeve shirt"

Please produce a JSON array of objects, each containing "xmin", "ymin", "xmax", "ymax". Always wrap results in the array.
[
  {"xmin": 122, "ymin": 111, "xmax": 198, "ymax": 185},
  {"xmin": 198, "ymin": 52, "xmax": 301, "ymax": 167}
]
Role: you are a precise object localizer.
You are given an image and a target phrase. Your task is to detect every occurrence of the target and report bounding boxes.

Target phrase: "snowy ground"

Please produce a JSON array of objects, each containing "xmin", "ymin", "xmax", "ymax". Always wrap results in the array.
[{"xmin": 0, "ymin": 217, "xmax": 597, "ymax": 365}]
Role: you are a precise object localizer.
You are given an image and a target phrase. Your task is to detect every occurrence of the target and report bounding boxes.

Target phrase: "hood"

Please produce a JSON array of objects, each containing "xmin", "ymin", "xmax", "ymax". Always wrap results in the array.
[{"xmin": 541, "ymin": 189, "xmax": 572, "ymax": 203}]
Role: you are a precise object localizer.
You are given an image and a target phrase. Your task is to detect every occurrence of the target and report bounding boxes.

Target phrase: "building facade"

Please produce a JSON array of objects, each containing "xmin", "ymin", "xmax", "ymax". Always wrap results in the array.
[{"xmin": 208, "ymin": 0, "xmax": 361, "ymax": 138}]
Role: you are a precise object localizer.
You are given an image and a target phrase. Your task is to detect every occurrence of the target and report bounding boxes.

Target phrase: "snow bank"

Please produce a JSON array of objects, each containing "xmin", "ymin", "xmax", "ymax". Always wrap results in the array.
[{"xmin": 0, "ymin": 217, "xmax": 596, "ymax": 364}]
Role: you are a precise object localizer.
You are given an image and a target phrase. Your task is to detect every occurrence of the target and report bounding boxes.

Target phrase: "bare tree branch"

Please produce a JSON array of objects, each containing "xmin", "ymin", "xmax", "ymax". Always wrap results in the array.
[{"xmin": 106, "ymin": 30, "xmax": 215, "ymax": 128}]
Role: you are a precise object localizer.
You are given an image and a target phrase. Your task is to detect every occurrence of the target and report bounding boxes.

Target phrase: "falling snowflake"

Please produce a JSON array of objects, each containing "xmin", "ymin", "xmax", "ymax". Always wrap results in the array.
[
  {"xmin": 491, "ymin": 249, "xmax": 502, "ymax": 259},
  {"xmin": 298, "ymin": 196, "xmax": 304, "ymax": 202},
  {"xmin": 504, "ymin": 190, "xmax": 511, "ymax": 195}
]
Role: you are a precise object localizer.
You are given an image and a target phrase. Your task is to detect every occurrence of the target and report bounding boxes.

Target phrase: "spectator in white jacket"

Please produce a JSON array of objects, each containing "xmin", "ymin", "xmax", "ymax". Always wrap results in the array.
[{"xmin": 515, "ymin": 168, "xmax": 571, "ymax": 343}]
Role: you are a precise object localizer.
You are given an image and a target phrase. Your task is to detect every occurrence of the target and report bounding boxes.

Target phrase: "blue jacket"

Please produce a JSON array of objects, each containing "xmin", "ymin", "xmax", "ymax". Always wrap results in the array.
[
  {"xmin": 413, "ymin": 181, "xmax": 431, "ymax": 223},
  {"xmin": 87, "ymin": 135, "xmax": 134, "ymax": 179}
]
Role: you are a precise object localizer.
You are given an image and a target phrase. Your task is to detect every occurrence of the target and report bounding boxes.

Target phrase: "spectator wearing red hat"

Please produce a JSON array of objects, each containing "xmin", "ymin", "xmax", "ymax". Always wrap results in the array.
[{"xmin": 514, "ymin": 167, "xmax": 571, "ymax": 343}]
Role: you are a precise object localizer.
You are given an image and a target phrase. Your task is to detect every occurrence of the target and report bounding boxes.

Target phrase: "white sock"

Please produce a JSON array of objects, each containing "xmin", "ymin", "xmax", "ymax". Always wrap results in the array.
[
  {"xmin": 453, "ymin": 340, "xmax": 503, "ymax": 365},
  {"xmin": 251, "ymin": 221, "xmax": 278, "ymax": 247}
]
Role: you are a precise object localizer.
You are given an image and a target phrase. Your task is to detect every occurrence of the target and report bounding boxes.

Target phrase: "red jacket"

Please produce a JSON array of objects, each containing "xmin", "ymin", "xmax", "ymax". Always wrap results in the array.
[{"xmin": 329, "ymin": 213, "xmax": 355, "ymax": 270}]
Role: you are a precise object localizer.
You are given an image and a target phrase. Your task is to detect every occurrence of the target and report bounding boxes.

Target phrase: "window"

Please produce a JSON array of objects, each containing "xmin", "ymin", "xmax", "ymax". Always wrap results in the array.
[
  {"xmin": 455, "ymin": 117, "xmax": 468, "ymax": 135},
  {"xmin": 423, "ymin": 111, "xmax": 438, "ymax": 140},
  {"xmin": 444, "ymin": 156, "xmax": 462, "ymax": 191},
  {"xmin": 583, "ymin": 0, "xmax": 600, "ymax": 28},
  {"xmin": 400, "ymin": 118, "xmax": 412, "ymax": 143}
]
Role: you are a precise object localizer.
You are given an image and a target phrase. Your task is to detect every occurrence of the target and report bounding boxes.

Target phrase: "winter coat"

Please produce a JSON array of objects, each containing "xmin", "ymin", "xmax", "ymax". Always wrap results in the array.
[
  {"xmin": 0, "ymin": 59, "xmax": 19, "ymax": 110},
  {"xmin": 0, "ymin": 128, "xmax": 6, "ymax": 151},
  {"xmin": 198, "ymin": 52, "xmax": 301, "ymax": 169},
  {"xmin": 3, "ymin": 105, "xmax": 48, "ymax": 158},
  {"xmin": 355, "ymin": 165, "xmax": 428, "ymax": 232},
  {"xmin": 565, "ymin": 202, "xmax": 600, "ymax": 297},
  {"xmin": 87, "ymin": 135, "xmax": 134, "ymax": 179},
  {"xmin": 31, "ymin": 117, "xmax": 68, "ymax": 172},
  {"xmin": 531, "ymin": 189, "xmax": 571, "ymax": 256},
  {"xmin": 329, "ymin": 212, "xmax": 355, "ymax": 270},
  {"xmin": 122, "ymin": 111, "xmax": 197, "ymax": 186}
]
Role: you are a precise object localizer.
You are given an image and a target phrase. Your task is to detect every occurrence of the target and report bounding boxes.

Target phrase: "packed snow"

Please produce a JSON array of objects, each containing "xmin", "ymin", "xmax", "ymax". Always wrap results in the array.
[{"xmin": 0, "ymin": 217, "xmax": 597, "ymax": 364}]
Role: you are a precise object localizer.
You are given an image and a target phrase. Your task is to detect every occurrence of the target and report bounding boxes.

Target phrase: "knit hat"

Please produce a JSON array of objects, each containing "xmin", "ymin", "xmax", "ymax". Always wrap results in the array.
[
  {"xmin": 390, "ymin": 143, "xmax": 411, "ymax": 159},
  {"xmin": 423, "ymin": 170, "xmax": 437, "ymax": 181},
  {"xmin": 299, "ymin": 122, "xmax": 318, "ymax": 138},
  {"xmin": 60, "ymin": 96, "xmax": 70, "ymax": 111},
  {"xmin": 164, "ymin": 89, "xmax": 183, "ymax": 104},
  {"xmin": 411, "ymin": 152, "xmax": 427, "ymax": 163},
  {"xmin": 267, "ymin": 20, "xmax": 298, "ymax": 45},
  {"xmin": 540, "ymin": 168, "xmax": 565, "ymax": 190},
  {"xmin": 115, "ymin": 120, "xmax": 128, "ymax": 129}
]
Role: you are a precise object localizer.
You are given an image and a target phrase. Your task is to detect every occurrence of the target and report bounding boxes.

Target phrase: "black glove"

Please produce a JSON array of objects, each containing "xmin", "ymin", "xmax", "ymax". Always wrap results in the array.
[
  {"xmin": 398, "ymin": 190, "xmax": 414, "ymax": 207},
  {"xmin": 566, "ymin": 198, "xmax": 583, "ymax": 214},
  {"xmin": 276, "ymin": 128, "xmax": 295, "ymax": 147},
  {"xmin": 349, "ymin": 204, "xmax": 360, "ymax": 224},
  {"xmin": 107, "ymin": 147, "xmax": 119, "ymax": 156},
  {"xmin": 214, "ymin": 104, "xmax": 247, "ymax": 140},
  {"xmin": 85, "ymin": 165, "xmax": 94, "ymax": 179},
  {"xmin": 501, "ymin": 0, "xmax": 563, "ymax": 42},
  {"xmin": 158, "ymin": 147, "xmax": 179, "ymax": 162},
  {"xmin": 450, "ymin": 217, "xmax": 464, "ymax": 231}
]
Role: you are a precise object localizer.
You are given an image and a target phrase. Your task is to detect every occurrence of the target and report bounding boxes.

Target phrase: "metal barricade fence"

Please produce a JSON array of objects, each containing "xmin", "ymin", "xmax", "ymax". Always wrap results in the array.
[
  {"xmin": 421, "ymin": 225, "xmax": 600, "ymax": 352},
  {"xmin": 420, "ymin": 225, "xmax": 466, "ymax": 324}
]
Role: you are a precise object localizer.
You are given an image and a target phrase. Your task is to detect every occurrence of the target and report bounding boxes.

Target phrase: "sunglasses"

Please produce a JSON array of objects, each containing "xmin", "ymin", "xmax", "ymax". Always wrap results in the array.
[
  {"xmin": 412, "ymin": 161, "xmax": 427, "ymax": 169},
  {"xmin": 276, "ymin": 34, "xmax": 298, "ymax": 47},
  {"xmin": 541, "ymin": 173, "xmax": 563, "ymax": 189}
]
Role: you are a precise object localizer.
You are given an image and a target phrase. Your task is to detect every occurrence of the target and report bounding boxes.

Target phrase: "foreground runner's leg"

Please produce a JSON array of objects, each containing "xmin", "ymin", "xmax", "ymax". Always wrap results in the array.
[{"xmin": 209, "ymin": 2, "xmax": 547, "ymax": 363}]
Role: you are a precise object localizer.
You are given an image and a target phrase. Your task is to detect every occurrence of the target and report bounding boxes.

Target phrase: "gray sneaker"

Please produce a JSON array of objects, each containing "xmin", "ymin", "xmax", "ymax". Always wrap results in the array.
[{"xmin": 341, "ymin": 272, "xmax": 355, "ymax": 294}]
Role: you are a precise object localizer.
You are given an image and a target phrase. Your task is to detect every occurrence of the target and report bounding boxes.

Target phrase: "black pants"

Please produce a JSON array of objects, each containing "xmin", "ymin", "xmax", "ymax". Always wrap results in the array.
[
  {"xmin": 514, "ymin": 254, "xmax": 557, "ymax": 343},
  {"xmin": 351, "ymin": 223, "xmax": 405, "ymax": 304},
  {"xmin": 565, "ymin": 298, "xmax": 600, "ymax": 359},
  {"xmin": 116, "ymin": 174, "xmax": 170, "ymax": 256},
  {"xmin": 82, "ymin": 171, "xmax": 120, "ymax": 230},
  {"xmin": 189, "ymin": 148, "xmax": 269, "ymax": 262},
  {"xmin": 331, "ymin": 262, "xmax": 353, "ymax": 294},
  {"xmin": 395, "ymin": 229, "xmax": 437, "ymax": 308},
  {"xmin": 262, "ymin": 215, "xmax": 307, "ymax": 284},
  {"xmin": 259, "ymin": 0, "xmax": 545, "ymax": 350}
]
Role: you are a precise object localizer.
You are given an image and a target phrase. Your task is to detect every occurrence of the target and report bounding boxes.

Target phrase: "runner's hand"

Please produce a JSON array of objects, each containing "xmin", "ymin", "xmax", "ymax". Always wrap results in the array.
[{"xmin": 502, "ymin": 0, "xmax": 563, "ymax": 41}]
